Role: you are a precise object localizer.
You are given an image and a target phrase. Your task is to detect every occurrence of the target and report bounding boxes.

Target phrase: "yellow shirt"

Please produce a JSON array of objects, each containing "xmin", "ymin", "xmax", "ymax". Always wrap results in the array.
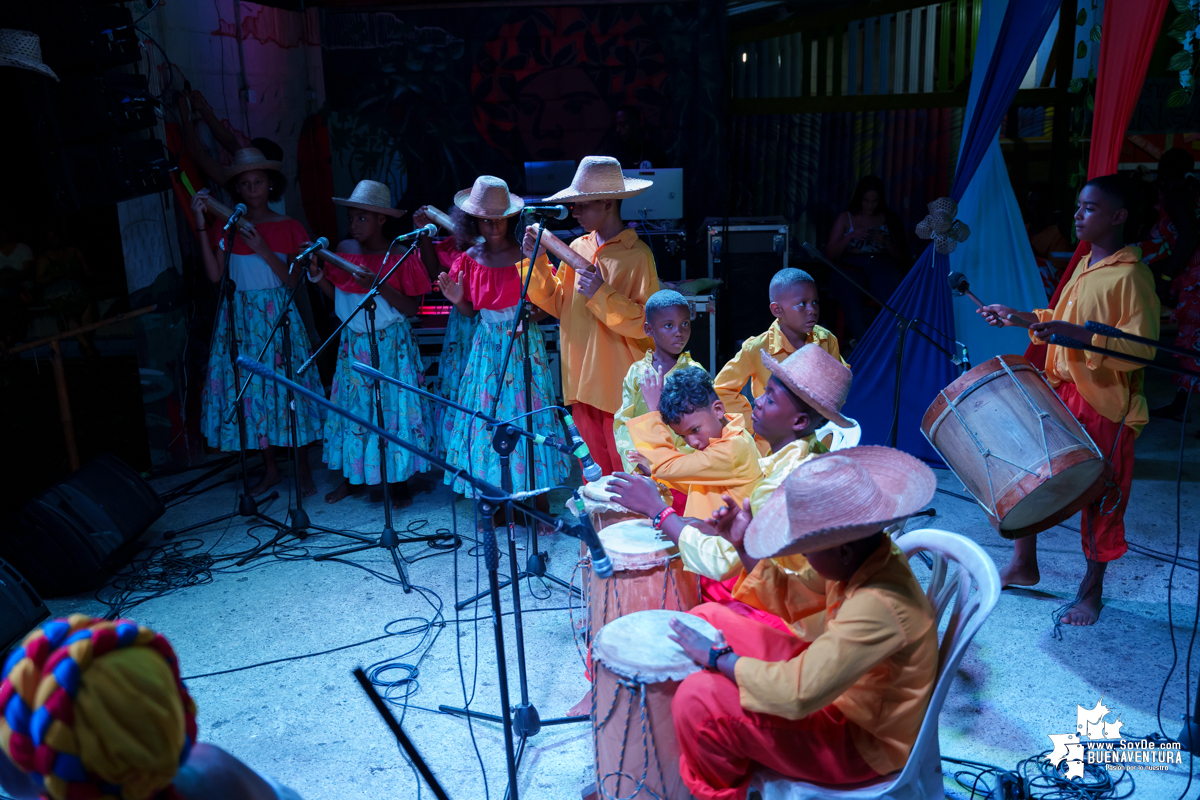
[
  {"xmin": 626, "ymin": 411, "xmax": 762, "ymax": 521},
  {"xmin": 714, "ymin": 321, "xmax": 846, "ymax": 454},
  {"xmin": 676, "ymin": 434, "xmax": 828, "ymax": 580},
  {"xmin": 1029, "ymin": 246, "xmax": 1159, "ymax": 435},
  {"xmin": 733, "ymin": 536, "xmax": 938, "ymax": 777},
  {"xmin": 521, "ymin": 228, "xmax": 659, "ymax": 413},
  {"xmin": 613, "ymin": 349, "xmax": 701, "ymax": 472}
]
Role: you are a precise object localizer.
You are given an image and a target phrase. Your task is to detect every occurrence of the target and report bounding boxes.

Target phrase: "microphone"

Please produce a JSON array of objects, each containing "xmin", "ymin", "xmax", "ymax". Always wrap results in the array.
[
  {"xmin": 295, "ymin": 237, "xmax": 329, "ymax": 263},
  {"xmin": 563, "ymin": 413, "xmax": 602, "ymax": 482},
  {"xmin": 570, "ymin": 496, "xmax": 612, "ymax": 578},
  {"xmin": 523, "ymin": 205, "xmax": 570, "ymax": 221},
  {"xmin": 393, "ymin": 223, "xmax": 438, "ymax": 243},
  {"xmin": 224, "ymin": 203, "xmax": 247, "ymax": 233}
]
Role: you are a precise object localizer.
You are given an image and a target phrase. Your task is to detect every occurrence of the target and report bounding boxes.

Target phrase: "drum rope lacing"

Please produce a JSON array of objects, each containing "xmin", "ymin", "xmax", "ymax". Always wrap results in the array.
[{"xmin": 591, "ymin": 670, "xmax": 669, "ymax": 800}]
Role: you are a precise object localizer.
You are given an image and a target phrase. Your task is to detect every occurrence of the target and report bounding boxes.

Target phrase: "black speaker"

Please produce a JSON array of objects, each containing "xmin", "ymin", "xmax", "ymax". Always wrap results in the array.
[
  {"xmin": 0, "ymin": 559, "xmax": 49, "ymax": 653},
  {"xmin": 4, "ymin": 455, "xmax": 163, "ymax": 597}
]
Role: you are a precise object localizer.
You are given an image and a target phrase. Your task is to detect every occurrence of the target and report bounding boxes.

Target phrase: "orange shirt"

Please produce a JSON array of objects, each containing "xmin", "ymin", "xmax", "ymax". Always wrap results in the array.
[
  {"xmin": 733, "ymin": 536, "xmax": 938, "ymax": 777},
  {"xmin": 714, "ymin": 321, "xmax": 846, "ymax": 454},
  {"xmin": 626, "ymin": 411, "xmax": 762, "ymax": 520},
  {"xmin": 1029, "ymin": 245, "xmax": 1160, "ymax": 435},
  {"xmin": 521, "ymin": 228, "xmax": 659, "ymax": 413}
]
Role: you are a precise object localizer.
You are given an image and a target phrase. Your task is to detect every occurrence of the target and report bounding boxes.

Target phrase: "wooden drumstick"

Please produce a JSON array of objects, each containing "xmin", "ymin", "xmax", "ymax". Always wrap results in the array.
[
  {"xmin": 199, "ymin": 194, "xmax": 254, "ymax": 235},
  {"xmin": 528, "ymin": 223, "xmax": 597, "ymax": 274},
  {"xmin": 957, "ymin": 284, "xmax": 1032, "ymax": 328}
]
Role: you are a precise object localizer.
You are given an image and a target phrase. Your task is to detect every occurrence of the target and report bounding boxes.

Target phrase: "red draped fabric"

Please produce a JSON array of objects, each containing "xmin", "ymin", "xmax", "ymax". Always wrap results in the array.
[{"xmin": 1026, "ymin": 0, "xmax": 1169, "ymax": 368}]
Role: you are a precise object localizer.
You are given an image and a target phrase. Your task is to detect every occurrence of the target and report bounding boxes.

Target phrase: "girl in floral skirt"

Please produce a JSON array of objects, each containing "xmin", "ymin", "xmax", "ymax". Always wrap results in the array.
[
  {"xmin": 307, "ymin": 180, "xmax": 433, "ymax": 508},
  {"xmin": 438, "ymin": 177, "xmax": 569, "ymax": 528},
  {"xmin": 191, "ymin": 148, "xmax": 323, "ymax": 497}
]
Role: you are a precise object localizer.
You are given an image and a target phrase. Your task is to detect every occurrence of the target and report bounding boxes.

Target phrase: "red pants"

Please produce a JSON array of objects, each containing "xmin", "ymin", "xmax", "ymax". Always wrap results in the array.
[
  {"xmin": 1058, "ymin": 383, "xmax": 1133, "ymax": 562},
  {"xmin": 673, "ymin": 604, "xmax": 877, "ymax": 800},
  {"xmin": 571, "ymin": 402, "xmax": 621, "ymax": 477},
  {"xmin": 699, "ymin": 576, "xmax": 792, "ymax": 633}
]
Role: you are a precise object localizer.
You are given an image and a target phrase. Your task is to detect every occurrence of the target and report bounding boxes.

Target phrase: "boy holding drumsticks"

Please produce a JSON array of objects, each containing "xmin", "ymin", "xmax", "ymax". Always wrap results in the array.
[{"xmin": 980, "ymin": 174, "xmax": 1159, "ymax": 626}]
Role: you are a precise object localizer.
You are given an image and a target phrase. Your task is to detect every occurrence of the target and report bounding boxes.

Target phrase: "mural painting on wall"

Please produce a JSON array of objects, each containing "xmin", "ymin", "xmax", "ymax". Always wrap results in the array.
[{"xmin": 320, "ymin": 5, "xmax": 720, "ymax": 225}]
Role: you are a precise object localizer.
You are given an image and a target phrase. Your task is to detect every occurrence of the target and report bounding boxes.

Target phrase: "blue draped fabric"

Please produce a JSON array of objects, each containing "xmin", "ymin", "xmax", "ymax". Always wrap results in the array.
[{"xmin": 842, "ymin": 0, "xmax": 1061, "ymax": 461}]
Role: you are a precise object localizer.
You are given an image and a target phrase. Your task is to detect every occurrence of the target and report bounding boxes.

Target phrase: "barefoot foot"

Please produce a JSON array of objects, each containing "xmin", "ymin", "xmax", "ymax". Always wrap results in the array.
[
  {"xmin": 1000, "ymin": 558, "xmax": 1040, "ymax": 588},
  {"xmin": 1061, "ymin": 560, "xmax": 1106, "ymax": 626},
  {"xmin": 325, "ymin": 479, "xmax": 353, "ymax": 504},
  {"xmin": 300, "ymin": 475, "xmax": 317, "ymax": 498},
  {"xmin": 250, "ymin": 472, "xmax": 281, "ymax": 497},
  {"xmin": 390, "ymin": 482, "xmax": 413, "ymax": 510}
]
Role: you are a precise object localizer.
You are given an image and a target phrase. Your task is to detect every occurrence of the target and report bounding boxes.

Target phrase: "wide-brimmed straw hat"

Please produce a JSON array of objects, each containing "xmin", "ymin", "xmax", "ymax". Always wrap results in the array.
[
  {"xmin": 454, "ymin": 176, "xmax": 524, "ymax": 219},
  {"xmin": 762, "ymin": 344, "xmax": 853, "ymax": 428},
  {"xmin": 333, "ymin": 179, "xmax": 405, "ymax": 217},
  {"xmin": 542, "ymin": 156, "xmax": 652, "ymax": 203},
  {"xmin": 0, "ymin": 29, "xmax": 58, "ymax": 81},
  {"xmin": 745, "ymin": 446, "xmax": 936, "ymax": 559},
  {"xmin": 225, "ymin": 147, "xmax": 283, "ymax": 179}
]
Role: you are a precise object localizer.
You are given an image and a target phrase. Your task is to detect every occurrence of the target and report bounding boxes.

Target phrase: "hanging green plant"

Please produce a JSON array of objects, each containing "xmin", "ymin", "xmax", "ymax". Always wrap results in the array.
[{"xmin": 1166, "ymin": 0, "xmax": 1199, "ymax": 108}]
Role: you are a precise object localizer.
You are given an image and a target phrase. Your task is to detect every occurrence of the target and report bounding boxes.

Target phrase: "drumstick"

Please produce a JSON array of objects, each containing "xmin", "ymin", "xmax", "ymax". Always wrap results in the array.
[
  {"xmin": 199, "ymin": 194, "xmax": 254, "ymax": 235},
  {"xmin": 961, "ymin": 289, "xmax": 1031, "ymax": 328},
  {"xmin": 528, "ymin": 223, "xmax": 597, "ymax": 274}
]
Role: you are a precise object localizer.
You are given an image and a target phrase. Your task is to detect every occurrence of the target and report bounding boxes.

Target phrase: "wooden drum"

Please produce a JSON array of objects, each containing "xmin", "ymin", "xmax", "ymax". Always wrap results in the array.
[
  {"xmin": 572, "ymin": 475, "xmax": 674, "ymax": 531},
  {"xmin": 922, "ymin": 354, "xmax": 1111, "ymax": 539},
  {"xmin": 591, "ymin": 609, "xmax": 716, "ymax": 800},
  {"xmin": 583, "ymin": 519, "xmax": 699, "ymax": 637}
]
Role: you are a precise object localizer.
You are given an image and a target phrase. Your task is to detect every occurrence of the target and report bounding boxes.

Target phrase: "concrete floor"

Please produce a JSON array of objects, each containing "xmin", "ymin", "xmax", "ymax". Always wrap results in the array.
[{"xmin": 39, "ymin": 372, "xmax": 1200, "ymax": 800}]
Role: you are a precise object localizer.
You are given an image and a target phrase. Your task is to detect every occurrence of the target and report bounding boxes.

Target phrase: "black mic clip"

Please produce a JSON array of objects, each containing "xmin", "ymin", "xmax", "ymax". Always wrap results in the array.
[{"xmin": 946, "ymin": 271, "xmax": 968, "ymax": 298}]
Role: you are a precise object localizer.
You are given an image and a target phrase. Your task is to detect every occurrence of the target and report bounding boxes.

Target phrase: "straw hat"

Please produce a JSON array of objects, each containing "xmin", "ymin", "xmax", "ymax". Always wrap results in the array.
[
  {"xmin": 745, "ymin": 446, "xmax": 936, "ymax": 559},
  {"xmin": 225, "ymin": 147, "xmax": 283, "ymax": 179},
  {"xmin": 0, "ymin": 29, "xmax": 58, "ymax": 81},
  {"xmin": 542, "ymin": 156, "xmax": 652, "ymax": 203},
  {"xmin": 762, "ymin": 344, "xmax": 853, "ymax": 428},
  {"xmin": 333, "ymin": 179, "xmax": 405, "ymax": 217},
  {"xmin": 454, "ymin": 176, "xmax": 524, "ymax": 219}
]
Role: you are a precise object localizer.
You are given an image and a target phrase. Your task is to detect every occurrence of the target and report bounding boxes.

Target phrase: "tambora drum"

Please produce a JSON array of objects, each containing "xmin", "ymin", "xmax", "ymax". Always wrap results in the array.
[
  {"xmin": 571, "ymin": 475, "xmax": 673, "ymax": 531},
  {"xmin": 579, "ymin": 519, "xmax": 699, "ymax": 639},
  {"xmin": 922, "ymin": 354, "xmax": 1110, "ymax": 538},
  {"xmin": 591, "ymin": 609, "xmax": 716, "ymax": 800}
]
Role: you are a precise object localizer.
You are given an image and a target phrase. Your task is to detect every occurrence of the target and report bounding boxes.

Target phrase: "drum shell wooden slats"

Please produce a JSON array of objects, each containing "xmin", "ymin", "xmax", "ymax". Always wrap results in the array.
[
  {"xmin": 922, "ymin": 355, "xmax": 1108, "ymax": 538},
  {"xmin": 593, "ymin": 664, "xmax": 688, "ymax": 799}
]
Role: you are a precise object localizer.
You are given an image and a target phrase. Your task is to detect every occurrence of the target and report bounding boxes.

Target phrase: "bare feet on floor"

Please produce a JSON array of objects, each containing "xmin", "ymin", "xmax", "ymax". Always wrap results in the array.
[
  {"xmin": 325, "ymin": 479, "xmax": 354, "ymax": 504},
  {"xmin": 369, "ymin": 482, "xmax": 412, "ymax": 509},
  {"xmin": 250, "ymin": 471, "xmax": 281, "ymax": 496},
  {"xmin": 300, "ymin": 474, "xmax": 317, "ymax": 498},
  {"xmin": 1061, "ymin": 561, "xmax": 1106, "ymax": 626},
  {"xmin": 1000, "ymin": 557, "xmax": 1040, "ymax": 588}
]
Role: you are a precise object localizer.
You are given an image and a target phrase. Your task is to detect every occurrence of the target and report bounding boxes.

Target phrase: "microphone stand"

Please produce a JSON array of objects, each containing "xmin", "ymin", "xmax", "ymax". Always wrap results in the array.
[
  {"xmin": 803, "ymin": 243, "xmax": 964, "ymax": 448},
  {"xmin": 234, "ymin": 355, "xmax": 595, "ymax": 800},
  {"xmin": 291, "ymin": 238, "xmax": 448, "ymax": 591},
  {"xmin": 163, "ymin": 217, "xmax": 293, "ymax": 542}
]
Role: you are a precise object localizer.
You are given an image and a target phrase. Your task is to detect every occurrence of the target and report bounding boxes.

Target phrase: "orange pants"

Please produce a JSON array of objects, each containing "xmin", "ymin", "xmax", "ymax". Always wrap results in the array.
[
  {"xmin": 571, "ymin": 402, "xmax": 621, "ymax": 477},
  {"xmin": 1057, "ymin": 383, "xmax": 1133, "ymax": 562},
  {"xmin": 698, "ymin": 576, "xmax": 791, "ymax": 633},
  {"xmin": 673, "ymin": 604, "xmax": 877, "ymax": 800}
]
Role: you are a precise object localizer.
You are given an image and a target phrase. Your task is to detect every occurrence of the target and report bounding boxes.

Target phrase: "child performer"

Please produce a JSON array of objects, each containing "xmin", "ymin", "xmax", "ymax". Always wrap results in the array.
[
  {"xmin": 665, "ymin": 447, "xmax": 939, "ymax": 799},
  {"xmin": 611, "ymin": 345, "xmax": 852, "ymax": 619},
  {"xmin": 624, "ymin": 367, "xmax": 762, "ymax": 522},
  {"xmin": 613, "ymin": 289, "xmax": 702, "ymax": 474},
  {"xmin": 190, "ymin": 148, "xmax": 322, "ymax": 497},
  {"xmin": 521, "ymin": 156, "xmax": 660, "ymax": 475},
  {"xmin": 412, "ymin": 205, "xmax": 477, "ymax": 456},
  {"xmin": 715, "ymin": 268, "xmax": 846, "ymax": 455},
  {"xmin": 438, "ymin": 177, "xmax": 570, "ymax": 525},
  {"xmin": 306, "ymin": 180, "xmax": 432, "ymax": 509},
  {"xmin": 980, "ymin": 174, "xmax": 1160, "ymax": 626}
]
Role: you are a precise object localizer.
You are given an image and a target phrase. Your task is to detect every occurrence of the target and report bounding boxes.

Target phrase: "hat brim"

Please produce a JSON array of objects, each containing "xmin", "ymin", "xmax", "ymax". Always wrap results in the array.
[
  {"xmin": 541, "ymin": 178, "xmax": 653, "ymax": 204},
  {"xmin": 225, "ymin": 161, "xmax": 285, "ymax": 181},
  {"xmin": 333, "ymin": 198, "xmax": 406, "ymax": 218},
  {"xmin": 0, "ymin": 55, "xmax": 58, "ymax": 81},
  {"xmin": 761, "ymin": 352, "xmax": 852, "ymax": 428},
  {"xmin": 453, "ymin": 188, "xmax": 524, "ymax": 219},
  {"xmin": 744, "ymin": 446, "xmax": 936, "ymax": 559}
]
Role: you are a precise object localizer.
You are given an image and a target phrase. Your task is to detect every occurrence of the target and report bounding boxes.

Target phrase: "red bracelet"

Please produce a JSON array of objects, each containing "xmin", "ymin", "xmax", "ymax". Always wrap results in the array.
[{"xmin": 652, "ymin": 507, "xmax": 677, "ymax": 530}]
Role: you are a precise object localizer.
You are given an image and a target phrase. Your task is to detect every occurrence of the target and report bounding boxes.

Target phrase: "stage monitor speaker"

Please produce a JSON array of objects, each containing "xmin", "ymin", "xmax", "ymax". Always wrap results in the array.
[
  {"xmin": 3, "ymin": 454, "xmax": 163, "ymax": 597},
  {"xmin": 0, "ymin": 559, "xmax": 50, "ymax": 653}
]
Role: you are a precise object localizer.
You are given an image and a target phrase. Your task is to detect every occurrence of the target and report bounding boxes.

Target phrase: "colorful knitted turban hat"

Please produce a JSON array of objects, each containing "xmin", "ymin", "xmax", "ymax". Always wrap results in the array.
[{"xmin": 0, "ymin": 615, "xmax": 197, "ymax": 800}]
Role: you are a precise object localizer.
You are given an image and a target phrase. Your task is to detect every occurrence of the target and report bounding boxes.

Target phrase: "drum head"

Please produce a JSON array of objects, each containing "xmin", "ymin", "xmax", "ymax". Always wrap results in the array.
[
  {"xmin": 600, "ymin": 519, "xmax": 674, "ymax": 571},
  {"xmin": 1000, "ymin": 459, "xmax": 1106, "ymax": 532},
  {"xmin": 593, "ymin": 609, "xmax": 717, "ymax": 682}
]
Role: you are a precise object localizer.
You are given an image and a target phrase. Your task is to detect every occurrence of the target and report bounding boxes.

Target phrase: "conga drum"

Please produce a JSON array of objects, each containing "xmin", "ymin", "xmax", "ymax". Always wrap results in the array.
[
  {"xmin": 592, "ymin": 609, "xmax": 716, "ymax": 800},
  {"xmin": 571, "ymin": 475, "xmax": 673, "ymax": 531},
  {"xmin": 584, "ymin": 519, "xmax": 700, "ymax": 637},
  {"xmin": 922, "ymin": 354, "xmax": 1111, "ymax": 538}
]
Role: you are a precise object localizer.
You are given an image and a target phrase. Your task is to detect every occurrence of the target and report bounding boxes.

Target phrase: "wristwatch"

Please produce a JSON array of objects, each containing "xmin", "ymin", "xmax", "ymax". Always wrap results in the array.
[{"xmin": 707, "ymin": 644, "xmax": 733, "ymax": 671}]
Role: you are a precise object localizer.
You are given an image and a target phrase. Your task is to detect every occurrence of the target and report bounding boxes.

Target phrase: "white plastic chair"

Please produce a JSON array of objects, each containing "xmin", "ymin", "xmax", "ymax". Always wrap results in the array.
[
  {"xmin": 817, "ymin": 416, "xmax": 861, "ymax": 451},
  {"xmin": 749, "ymin": 528, "xmax": 1001, "ymax": 800}
]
